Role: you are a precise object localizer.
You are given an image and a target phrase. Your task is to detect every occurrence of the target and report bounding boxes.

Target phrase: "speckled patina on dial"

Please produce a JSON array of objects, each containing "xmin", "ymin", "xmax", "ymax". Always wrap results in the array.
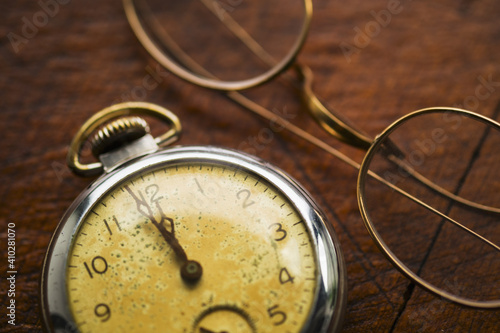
[{"xmin": 66, "ymin": 162, "xmax": 317, "ymax": 333}]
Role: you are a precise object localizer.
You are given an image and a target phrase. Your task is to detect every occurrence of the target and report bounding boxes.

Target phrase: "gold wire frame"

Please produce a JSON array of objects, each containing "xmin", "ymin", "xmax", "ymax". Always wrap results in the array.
[
  {"xmin": 122, "ymin": 0, "xmax": 500, "ymax": 308},
  {"xmin": 357, "ymin": 107, "xmax": 500, "ymax": 309},
  {"xmin": 123, "ymin": 0, "xmax": 312, "ymax": 91}
]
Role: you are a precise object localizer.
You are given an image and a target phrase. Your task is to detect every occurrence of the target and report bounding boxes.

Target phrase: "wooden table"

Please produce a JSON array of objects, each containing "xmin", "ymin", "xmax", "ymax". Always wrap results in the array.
[{"xmin": 1, "ymin": 0, "xmax": 499, "ymax": 332}]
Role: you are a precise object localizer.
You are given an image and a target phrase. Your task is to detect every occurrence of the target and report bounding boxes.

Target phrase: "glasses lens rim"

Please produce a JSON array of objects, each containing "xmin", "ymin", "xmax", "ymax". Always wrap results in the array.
[
  {"xmin": 123, "ymin": 0, "xmax": 312, "ymax": 91},
  {"xmin": 357, "ymin": 107, "xmax": 500, "ymax": 308}
]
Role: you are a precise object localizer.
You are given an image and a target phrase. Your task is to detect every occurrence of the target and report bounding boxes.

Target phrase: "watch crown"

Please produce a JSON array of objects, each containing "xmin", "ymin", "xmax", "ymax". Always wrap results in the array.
[{"xmin": 91, "ymin": 116, "xmax": 150, "ymax": 157}]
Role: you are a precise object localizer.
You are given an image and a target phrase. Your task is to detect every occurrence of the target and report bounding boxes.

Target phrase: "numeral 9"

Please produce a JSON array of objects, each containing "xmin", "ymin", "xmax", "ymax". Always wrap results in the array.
[{"xmin": 94, "ymin": 303, "xmax": 111, "ymax": 322}]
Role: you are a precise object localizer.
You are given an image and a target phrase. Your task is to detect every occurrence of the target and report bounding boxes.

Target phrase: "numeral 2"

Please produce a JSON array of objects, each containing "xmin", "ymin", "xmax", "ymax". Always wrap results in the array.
[{"xmin": 236, "ymin": 189, "xmax": 255, "ymax": 208}]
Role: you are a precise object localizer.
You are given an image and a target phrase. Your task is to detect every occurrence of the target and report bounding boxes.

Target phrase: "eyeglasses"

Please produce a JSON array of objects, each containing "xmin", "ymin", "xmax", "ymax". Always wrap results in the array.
[{"xmin": 122, "ymin": 0, "xmax": 500, "ymax": 308}]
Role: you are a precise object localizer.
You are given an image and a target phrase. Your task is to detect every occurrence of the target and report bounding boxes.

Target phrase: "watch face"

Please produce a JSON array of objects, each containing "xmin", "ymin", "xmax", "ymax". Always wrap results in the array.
[{"xmin": 64, "ymin": 156, "xmax": 320, "ymax": 332}]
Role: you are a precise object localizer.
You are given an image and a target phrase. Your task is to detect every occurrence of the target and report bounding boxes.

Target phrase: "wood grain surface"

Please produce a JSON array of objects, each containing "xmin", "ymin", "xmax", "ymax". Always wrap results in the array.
[{"xmin": 1, "ymin": 0, "xmax": 499, "ymax": 332}]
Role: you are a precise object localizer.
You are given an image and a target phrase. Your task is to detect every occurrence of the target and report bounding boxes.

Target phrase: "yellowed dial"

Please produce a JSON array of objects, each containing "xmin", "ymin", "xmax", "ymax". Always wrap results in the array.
[{"xmin": 66, "ymin": 161, "xmax": 318, "ymax": 333}]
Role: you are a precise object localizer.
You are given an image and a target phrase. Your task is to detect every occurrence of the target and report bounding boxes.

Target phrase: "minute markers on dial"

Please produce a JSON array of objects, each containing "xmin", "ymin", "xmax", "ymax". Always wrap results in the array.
[{"xmin": 58, "ymin": 155, "xmax": 329, "ymax": 332}]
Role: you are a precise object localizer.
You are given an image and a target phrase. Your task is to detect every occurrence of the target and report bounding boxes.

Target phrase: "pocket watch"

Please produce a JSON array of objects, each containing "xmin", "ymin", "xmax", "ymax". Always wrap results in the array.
[{"xmin": 41, "ymin": 102, "xmax": 347, "ymax": 333}]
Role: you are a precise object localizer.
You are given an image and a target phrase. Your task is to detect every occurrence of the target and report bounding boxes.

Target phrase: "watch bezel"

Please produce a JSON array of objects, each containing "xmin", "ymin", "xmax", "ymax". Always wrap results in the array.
[{"xmin": 41, "ymin": 145, "xmax": 346, "ymax": 333}]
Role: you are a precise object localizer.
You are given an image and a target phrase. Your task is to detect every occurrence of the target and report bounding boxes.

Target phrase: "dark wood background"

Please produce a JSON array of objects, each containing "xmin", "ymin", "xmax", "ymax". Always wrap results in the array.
[{"xmin": 1, "ymin": 0, "xmax": 499, "ymax": 332}]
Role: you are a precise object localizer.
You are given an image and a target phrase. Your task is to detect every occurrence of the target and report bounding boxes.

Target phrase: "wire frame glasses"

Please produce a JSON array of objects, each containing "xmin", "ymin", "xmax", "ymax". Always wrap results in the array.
[{"xmin": 123, "ymin": 0, "xmax": 500, "ymax": 308}]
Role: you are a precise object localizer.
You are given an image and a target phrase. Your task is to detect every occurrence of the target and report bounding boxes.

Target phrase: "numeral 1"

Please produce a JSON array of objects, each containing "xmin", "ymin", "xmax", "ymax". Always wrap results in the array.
[{"xmin": 103, "ymin": 216, "xmax": 121, "ymax": 236}]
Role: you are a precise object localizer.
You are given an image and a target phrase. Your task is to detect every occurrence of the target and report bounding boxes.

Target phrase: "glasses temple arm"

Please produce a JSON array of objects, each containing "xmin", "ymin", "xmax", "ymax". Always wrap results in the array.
[
  {"xmin": 198, "ymin": 0, "xmax": 279, "ymax": 69},
  {"xmin": 364, "ymin": 169, "xmax": 500, "ymax": 253},
  {"xmin": 198, "ymin": 0, "xmax": 500, "ymax": 214},
  {"xmin": 198, "ymin": 0, "xmax": 373, "ymax": 150},
  {"xmin": 295, "ymin": 64, "xmax": 373, "ymax": 150},
  {"xmin": 384, "ymin": 151, "xmax": 500, "ymax": 214},
  {"xmin": 125, "ymin": 0, "xmax": 362, "ymax": 170},
  {"xmin": 198, "ymin": 1, "xmax": 500, "ymax": 215},
  {"xmin": 125, "ymin": 0, "xmax": 500, "ymax": 222}
]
